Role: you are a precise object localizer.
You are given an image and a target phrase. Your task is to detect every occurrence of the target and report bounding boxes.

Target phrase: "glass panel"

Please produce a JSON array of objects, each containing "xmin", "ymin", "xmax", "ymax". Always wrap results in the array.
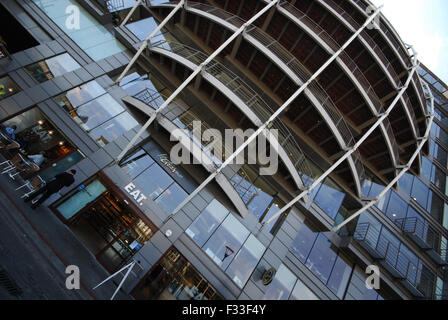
[
  {"xmin": 398, "ymin": 173, "xmax": 414, "ymax": 195},
  {"xmin": 426, "ymin": 191, "xmax": 444, "ymax": 223},
  {"xmin": 32, "ymin": 0, "xmax": 126, "ymax": 61},
  {"xmin": 327, "ymin": 254, "xmax": 353, "ymax": 298},
  {"xmin": 385, "ymin": 191, "xmax": 408, "ymax": 221},
  {"xmin": 304, "ymin": 234, "xmax": 338, "ymax": 284},
  {"xmin": 56, "ymin": 179, "xmax": 107, "ymax": 219},
  {"xmin": 39, "ymin": 150, "xmax": 84, "ymax": 181},
  {"xmin": 420, "ymin": 157, "xmax": 434, "ymax": 182},
  {"xmin": 25, "ymin": 53, "xmax": 81, "ymax": 82},
  {"xmin": 411, "ymin": 178, "xmax": 429, "ymax": 208},
  {"xmin": 226, "ymin": 235, "xmax": 265, "ymax": 289},
  {"xmin": 290, "ymin": 278, "xmax": 319, "ymax": 300},
  {"xmin": 202, "ymin": 214, "xmax": 250, "ymax": 270},
  {"xmin": 120, "ymin": 149, "xmax": 154, "ymax": 179},
  {"xmin": 134, "ymin": 163, "xmax": 174, "ymax": 200},
  {"xmin": 74, "ymin": 94, "xmax": 124, "ymax": 131},
  {"xmin": 0, "ymin": 75, "xmax": 20, "ymax": 100},
  {"xmin": 263, "ymin": 264, "xmax": 296, "ymax": 300},
  {"xmin": 55, "ymin": 81, "xmax": 106, "ymax": 109},
  {"xmin": 186, "ymin": 200, "xmax": 229, "ymax": 247},
  {"xmin": 290, "ymin": 223, "xmax": 318, "ymax": 263},
  {"xmin": 154, "ymin": 183, "xmax": 188, "ymax": 214},
  {"xmin": 90, "ymin": 112, "xmax": 138, "ymax": 146},
  {"xmin": 313, "ymin": 178, "xmax": 346, "ymax": 219}
]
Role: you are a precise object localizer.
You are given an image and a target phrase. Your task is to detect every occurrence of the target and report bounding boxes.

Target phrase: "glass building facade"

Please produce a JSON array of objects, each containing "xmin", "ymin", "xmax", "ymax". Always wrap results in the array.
[{"xmin": 1, "ymin": 0, "xmax": 447, "ymax": 301}]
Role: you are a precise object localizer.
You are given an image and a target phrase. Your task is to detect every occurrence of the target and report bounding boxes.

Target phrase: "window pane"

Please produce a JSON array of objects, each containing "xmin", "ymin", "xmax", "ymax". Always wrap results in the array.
[
  {"xmin": 26, "ymin": 53, "xmax": 81, "ymax": 82},
  {"xmin": 226, "ymin": 235, "xmax": 265, "ymax": 288},
  {"xmin": 185, "ymin": 200, "xmax": 229, "ymax": 247},
  {"xmin": 0, "ymin": 75, "xmax": 20, "ymax": 100},
  {"xmin": 398, "ymin": 173, "xmax": 414, "ymax": 195},
  {"xmin": 202, "ymin": 214, "xmax": 250, "ymax": 270},
  {"xmin": 186, "ymin": 200, "xmax": 229, "ymax": 247},
  {"xmin": 263, "ymin": 264, "xmax": 296, "ymax": 300},
  {"xmin": 90, "ymin": 112, "xmax": 138, "ymax": 146},
  {"xmin": 120, "ymin": 149, "xmax": 154, "ymax": 179},
  {"xmin": 386, "ymin": 191, "xmax": 408, "ymax": 221},
  {"xmin": 327, "ymin": 254, "xmax": 352, "ymax": 298},
  {"xmin": 411, "ymin": 178, "xmax": 429, "ymax": 208},
  {"xmin": 314, "ymin": 178, "xmax": 346, "ymax": 219},
  {"xmin": 74, "ymin": 94, "xmax": 124, "ymax": 131},
  {"xmin": 426, "ymin": 191, "xmax": 444, "ymax": 223},
  {"xmin": 134, "ymin": 163, "xmax": 173, "ymax": 200},
  {"xmin": 305, "ymin": 234, "xmax": 338, "ymax": 284},
  {"xmin": 290, "ymin": 223, "xmax": 318, "ymax": 263},
  {"xmin": 55, "ymin": 81, "xmax": 105, "ymax": 109},
  {"xmin": 290, "ymin": 278, "xmax": 319, "ymax": 300},
  {"xmin": 154, "ymin": 183, "xmax": 188, "ymax": 214}
]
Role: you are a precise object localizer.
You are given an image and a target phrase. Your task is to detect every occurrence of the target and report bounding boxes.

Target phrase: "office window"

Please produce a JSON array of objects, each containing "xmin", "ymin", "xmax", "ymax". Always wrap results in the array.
[
  {"xmin": 263, "ymin": 264, "xmax": 296, "ymax": 300},
  {"xmin": 0, "ymin": 75, "xmax": 20, "ymax": 100},
  {"xmin": 290, "ymin": 223, "xmax": 318, "ymax": 263},
  {"xmin": 426, "ymin": 191, "xmax": 444, "ymax": 223},
  {"xmin": 25, "ymin": 53, "xmax": 80, "ymax": 83},
  {"xmin": 120, "ymin": 149, "xmax": 154, "ymax": 179},
  {"xmin": 327, "ymin": 254, "xmax": 353, "ymax": 299},
  {"xmin": 90, "ymin": 112, "xmax": 138, "ymax": 146},
  {"xmin": 154, "ymin": 183, "xmax": 188, "ymax": 215},
  {"xmin": 411, "ymin": 178, "xmax": 429, "ymax": 208},
  {"xmin": 305, "ymin": 234, "xmax": 338, "ymax": 284},
  {"xmin": 226, "ymin": 235, "xmax": 265, "ymax": 288},
  {"xmin": 186, "ymin": 200, "xmax": 229, "ymax": 247},
  {"xmin": 385, "ymin": 191, "xmax": 408, "ymax": 221},
  {"xmin": 313, "ymin": 178, "xmax": 346, "ymax": 219},
  {"xmin": 203, "ymin": 214, "xmax": 250, "ymax": 269},
  {"xmin": 290, "ymin": 278, "xmax": 319, "ymax": 300},
  {"xmin": 134, "ymin": 163, "xmax": 173, "ymax": 200}
]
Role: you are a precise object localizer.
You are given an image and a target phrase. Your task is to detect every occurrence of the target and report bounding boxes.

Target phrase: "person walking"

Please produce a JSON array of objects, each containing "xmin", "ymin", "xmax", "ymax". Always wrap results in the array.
[{"xmin": 24, "ymin": 170, "xmax": 77, "ymax": 209}]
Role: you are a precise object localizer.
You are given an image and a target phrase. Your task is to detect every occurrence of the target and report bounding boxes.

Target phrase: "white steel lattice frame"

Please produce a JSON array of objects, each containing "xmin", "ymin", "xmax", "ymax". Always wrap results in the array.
[
  {"xmin": 117, "ymin": 2, "xmax": 428, "ymax": 234},
  {"xmin": 166, "ymin": 4, "xmax": 383, "ymax": 217}
]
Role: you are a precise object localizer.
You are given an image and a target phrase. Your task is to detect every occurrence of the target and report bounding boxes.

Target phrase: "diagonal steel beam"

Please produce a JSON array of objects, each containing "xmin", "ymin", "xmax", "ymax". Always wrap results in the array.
[
  {"xmin": 115, "ymin": 0, "xmax": 186, "ymax": 86},
  {"xmin": 120, "ymin": 0, "xmax": 144, "ymax": 27},
  {"xmin": 168, "ymin": 6, "xmax": 383, "ymax": 218},
  {"xmin": 262, "ymin": 61, "xmax": 419, "ymax": 230},
  {"xmin": 116, "ymin": 0, "xmax": 280, "ymax": 163},
  {"xmin": 332, "ymin": 78, "xmax": 434, "ymax": 233}
]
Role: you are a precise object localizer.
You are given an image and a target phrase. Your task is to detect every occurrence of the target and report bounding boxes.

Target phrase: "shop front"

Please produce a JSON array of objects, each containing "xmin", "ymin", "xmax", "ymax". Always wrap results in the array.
[
  {"xmin": 0, "ymin": 107, "xmax": 84, "ymax": 181},
  {"xmin": 50, "ymin": 172, "xmax": 158, "ymax": 272},
  {"xmin": 132, "ymin": 247, "xmax": 224, "ymax": 300}
]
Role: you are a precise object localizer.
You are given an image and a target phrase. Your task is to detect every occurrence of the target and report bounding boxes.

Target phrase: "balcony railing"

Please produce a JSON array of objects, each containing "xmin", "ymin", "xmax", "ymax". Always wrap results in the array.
[
  {"xmin": 146, "ymin": 40, "xmax": 315, "ymax": 188},
  {"xmin": 354, "ymin": 222, "xmax": 437, "ymax": 298},
  {"xmin": 133, "ymin": 88, "xmax": 258, "ymax": 199},
  {"xmin": 395, "ymin": 217, "xmax": 448, "ymax": 266}
]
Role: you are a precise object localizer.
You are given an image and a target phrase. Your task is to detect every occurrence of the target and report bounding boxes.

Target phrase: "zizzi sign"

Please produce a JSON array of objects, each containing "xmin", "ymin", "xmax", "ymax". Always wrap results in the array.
[{"xmin": 124, "ymin": 183, "xmax": 147, "ymax": 206}]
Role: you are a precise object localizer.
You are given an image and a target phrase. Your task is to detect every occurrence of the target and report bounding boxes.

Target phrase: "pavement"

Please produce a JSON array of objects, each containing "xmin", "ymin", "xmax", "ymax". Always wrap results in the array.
[{"xmin": 0, "ymin": 161, "xmax": 134, "ymax": 300}]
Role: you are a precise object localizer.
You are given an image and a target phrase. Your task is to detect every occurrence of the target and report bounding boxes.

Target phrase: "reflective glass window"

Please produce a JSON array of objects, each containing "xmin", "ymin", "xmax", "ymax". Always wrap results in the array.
[
  {"xmin": 226, "ymin": 235, "xmax": 265, "ymax": 289},
  {"xmin": 25, "ymin": 53, "xmax": 80, "ymax": 82},
  {"xmin": 327, "ymin": 254, "xmax": 353, "ymax": 299},
  {"xmin": 120, "ymin": 149, "xmax": 154, "ymax": 179},
  {"xmin": 385, "ymin": 191, "xmax": 408, "ymax": 221},
  {"xmin": 90, "ymin": 112, "xmax": 138, "ymax": 146},
  {"xmin": 314, "ymin": 178, "xmax": 346, "ymax": 219},
  {"xmin": 290, "ymin": 278, "xmax": 319, "ymax": 300},
  {"xmin": 290, "ymin": 223, "xmax": 318, "ymax": 263},
  {"xmin": 202, "ymin": 214, "xmax": 250, "ymax": 270},
  {"xmin": 263, "ymin": 264, "xmax": 296, "ymax": 300},
  {"xmin": 186, "ymin": 200, "xmax": 229, "ymax": 247},
  {"xmin": 134, "ymin": 163, "xmax": 174, "ymax": 200},
  {"xmin": 154, "ymin": 183, "xmax": 188, "ymax": 214},
  {"xmin": 304, "ymin": 234, "xmax": 338, "ymax": 284},
  {"xmin": 411, "ymin": 178, "xmax": 429, "ymax": 208},
  {"xmin": 0, "ymin": 75, "xmax": 20, "ymax": 100}
]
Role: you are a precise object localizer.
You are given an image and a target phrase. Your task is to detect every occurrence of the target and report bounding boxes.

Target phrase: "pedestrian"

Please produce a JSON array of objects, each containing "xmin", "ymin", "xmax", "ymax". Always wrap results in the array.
[
  {"xmin": 24, "ymin": 170, "xmax": 77, "ymax": 209},
  {"xmin": 4, "ymin": 124, "xmax": 17, "ymax": 140}
]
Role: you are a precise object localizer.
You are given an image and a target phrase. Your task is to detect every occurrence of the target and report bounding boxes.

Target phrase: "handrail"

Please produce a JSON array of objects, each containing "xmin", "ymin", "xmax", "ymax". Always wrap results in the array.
[{"xmin": 354, "ymin": 222, "xmax": 436, "ymax": 297}]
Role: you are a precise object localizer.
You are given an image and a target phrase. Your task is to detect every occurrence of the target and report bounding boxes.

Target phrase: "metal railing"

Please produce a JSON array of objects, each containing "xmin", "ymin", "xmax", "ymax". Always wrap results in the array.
[
  {"xmin": 395, "ymin": 217, "xmax": 448, "ymax": 264},
  {"xmin": 354, "ymin": 222, "xmax": 438, "ymax": 298},
  {"xmin": 183, "ymin": 1, "xmax": 365, "ymax": 184},
  {"xmin": 280, "ymin": 1, "xmax": 403, "ymax": 165},
  {"xmin": 147, "ymin": 40, "xmax": 314, "ymax": 187}
]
